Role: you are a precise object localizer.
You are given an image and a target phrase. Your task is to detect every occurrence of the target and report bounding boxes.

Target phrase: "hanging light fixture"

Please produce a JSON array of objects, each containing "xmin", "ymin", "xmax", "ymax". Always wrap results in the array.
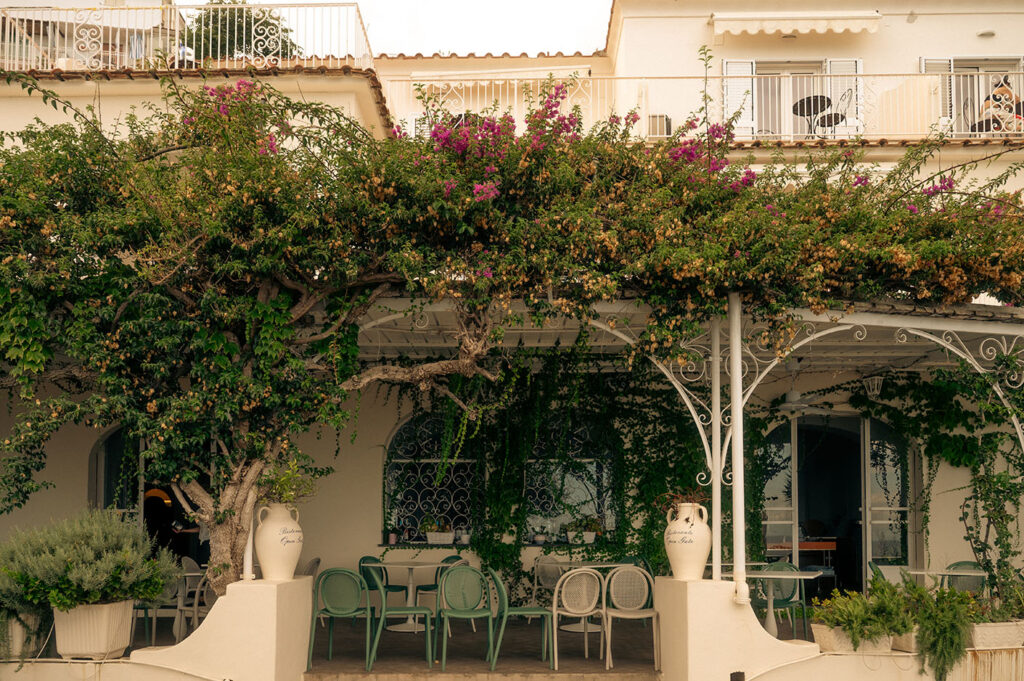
[{"xmin": 862, "ymin": 375, "xmax": 884, "ymax": 399}]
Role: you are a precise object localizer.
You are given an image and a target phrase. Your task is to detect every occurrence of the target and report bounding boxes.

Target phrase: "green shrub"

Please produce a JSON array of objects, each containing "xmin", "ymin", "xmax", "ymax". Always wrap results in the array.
[
  {"xmin": 868, "ymin": 575, "xmax": 914, "ymax": 636},
  {"xmin": 910, "ymin": 582, "xmax": 973, "ymax": 681},
  {"xmin": 0, "ymin": 510, "xmax": 180, "ymax": 612},
  {"xmin": 812, "ymin": 587, "xmax": 892, "ymax": 649}
]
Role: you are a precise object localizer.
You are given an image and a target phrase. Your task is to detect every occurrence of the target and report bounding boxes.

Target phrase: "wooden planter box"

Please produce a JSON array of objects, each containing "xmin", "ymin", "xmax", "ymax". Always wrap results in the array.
[
  {"xmin": 969, "ymin": 621, "xmax": 1024, "ymax": 650},
  {"xmin": 811, "ymin": 623, "xmax": 892, "ymax": 653}
]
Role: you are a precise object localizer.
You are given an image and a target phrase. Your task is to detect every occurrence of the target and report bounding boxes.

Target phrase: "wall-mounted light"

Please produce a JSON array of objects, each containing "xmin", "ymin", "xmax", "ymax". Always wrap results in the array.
[
  {"xmin": 862, "ymin": 375, "xmax": 884, "ymax": 399},
  {"xmin": 977, "ymin": 30, "xmax": 996, "ymax": 38}
]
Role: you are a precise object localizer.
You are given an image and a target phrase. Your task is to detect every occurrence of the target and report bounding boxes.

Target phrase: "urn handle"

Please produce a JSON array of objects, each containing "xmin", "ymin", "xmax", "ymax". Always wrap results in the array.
[
  {"xmin": 666, "ymin": 505, "xmax": 676, "ymax": 525},
  {"xmin": 290, "ymin": 507, "xmax": 300, "ymax": 523},
  {"xmin": 257, "ymin": 505, "xmax": 270, "ymax": 526},
  {"xmin": 697, "ymin": 505, "xmax": 707, "ymax": 523}
]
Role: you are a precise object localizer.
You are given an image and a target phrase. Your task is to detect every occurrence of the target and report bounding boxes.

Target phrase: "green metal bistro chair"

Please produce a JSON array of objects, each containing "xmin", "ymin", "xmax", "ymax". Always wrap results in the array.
[
  {"xmin": 868, "ymin": 560, "xmax": 885, "ymax": 581},
  {"xmin": 414, "ymin": 554, "xmax": 465, "ymax": 608},
  {"xmin": 941, "ymin": 561, "xmax": 986, "ymax": 594},
  {"xmin": 366, "ymin": 569, "xmax": 433, "ymax": 669},
  {"xmin": 307, "ymin": 568, "xmax": 374, "ymax": 672},
  {"xmin": 487, "ymin": 567, "xmax": 553, "ymax": 670},
  {"xmin": 750, "ymin": 561, "xmax": 808, "ymax": 639},
  {"xmin": 358, "ymin": 555, "xmax": 408, "ymax": 610},
  {"xmin": 434, "ymin": 564, "xmax": 494, "ymax": 671}
]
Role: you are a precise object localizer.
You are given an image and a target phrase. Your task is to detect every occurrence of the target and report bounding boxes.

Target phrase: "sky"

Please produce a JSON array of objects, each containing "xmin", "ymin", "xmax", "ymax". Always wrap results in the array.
[{"xmin": 354, "ymin": 0, "xmax": 614, "ymax": 57}]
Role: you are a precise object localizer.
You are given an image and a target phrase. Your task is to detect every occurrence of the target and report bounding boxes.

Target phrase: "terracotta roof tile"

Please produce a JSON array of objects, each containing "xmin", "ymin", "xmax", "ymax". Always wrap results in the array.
[{"xmin": 374, "ymin": 50, "xmax": 603, "ymax": 60}]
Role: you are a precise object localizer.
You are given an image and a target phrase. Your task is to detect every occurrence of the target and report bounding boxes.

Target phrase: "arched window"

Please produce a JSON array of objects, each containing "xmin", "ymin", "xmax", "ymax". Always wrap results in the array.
[{"xmin": 383, "ymin": 412, "xmax": 615, "ymax": 542}]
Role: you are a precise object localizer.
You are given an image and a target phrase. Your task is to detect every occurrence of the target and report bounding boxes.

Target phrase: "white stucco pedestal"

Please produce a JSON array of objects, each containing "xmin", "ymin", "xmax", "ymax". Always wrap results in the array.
[
  {"xmin": 131, "ymin": 577, "xmax": 312, "ymax": 681},
  {"xmin": 655, "ymin": 577, "xmax": 819, "ymax": 681}
]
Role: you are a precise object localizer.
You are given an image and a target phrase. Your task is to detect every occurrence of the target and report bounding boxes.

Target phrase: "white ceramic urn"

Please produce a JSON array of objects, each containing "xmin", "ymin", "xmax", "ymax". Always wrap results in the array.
[
  {"xmin": 664, "ymin": 502, "xmax": 712, "ymax": 580},
  {"xmin": 254, "ymin": 503, "xmax": 303, "ymax": 581}
]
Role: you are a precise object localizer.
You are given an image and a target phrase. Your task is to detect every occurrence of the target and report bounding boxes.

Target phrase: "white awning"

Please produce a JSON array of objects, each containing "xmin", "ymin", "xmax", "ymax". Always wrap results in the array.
[{"xmin": 710, "ymin": 11, "xmax": 882, "ymax": 36}]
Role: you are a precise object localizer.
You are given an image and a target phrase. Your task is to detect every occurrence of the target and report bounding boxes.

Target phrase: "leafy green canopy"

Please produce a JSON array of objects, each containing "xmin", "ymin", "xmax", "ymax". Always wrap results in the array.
[{"xmin": 0, "ymin": 74, "xmax": 1022, "ymax": 585}]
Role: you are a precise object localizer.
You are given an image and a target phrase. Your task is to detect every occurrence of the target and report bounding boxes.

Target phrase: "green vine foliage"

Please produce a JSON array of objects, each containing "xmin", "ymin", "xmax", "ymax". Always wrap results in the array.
[
  {"xmin": 843, "ymin": 359, "xmax": 1024, "ymax": 601},
  {"xmin": 2, "ymin": 66, "xmax": 1023, "ymax": 586},
  {"xmin": 386, "ymin": 341, "xmax": 769, "ymax": 601}
]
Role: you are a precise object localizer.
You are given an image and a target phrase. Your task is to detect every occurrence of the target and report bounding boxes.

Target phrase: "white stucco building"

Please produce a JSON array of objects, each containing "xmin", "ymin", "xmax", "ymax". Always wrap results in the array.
[{"xmin": 1, "ymin": 2, "xmax": 1023, "ymax": 680}]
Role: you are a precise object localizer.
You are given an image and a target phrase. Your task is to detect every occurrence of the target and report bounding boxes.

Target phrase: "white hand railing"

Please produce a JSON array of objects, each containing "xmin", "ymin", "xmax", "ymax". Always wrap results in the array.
[
  {"xmin": 384, "ymin": 73, "xmax": 1024, "ymax": 141},
  {"xmin": 0, "ymin": 3, "xmax": 372, "ymax": 72}
]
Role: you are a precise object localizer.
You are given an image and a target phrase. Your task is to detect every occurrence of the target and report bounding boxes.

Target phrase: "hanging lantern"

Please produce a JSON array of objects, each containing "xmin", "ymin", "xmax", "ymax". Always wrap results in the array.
[{"xmin": 862, "ymin": 375, "xmax": 884, "ymax": 399}]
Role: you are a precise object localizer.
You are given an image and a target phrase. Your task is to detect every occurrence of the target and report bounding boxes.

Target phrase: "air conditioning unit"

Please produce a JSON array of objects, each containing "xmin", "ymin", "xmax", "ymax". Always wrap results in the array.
[{"xmin": 647, "ymin": 114, "xmax": 672, "ymax": 139}]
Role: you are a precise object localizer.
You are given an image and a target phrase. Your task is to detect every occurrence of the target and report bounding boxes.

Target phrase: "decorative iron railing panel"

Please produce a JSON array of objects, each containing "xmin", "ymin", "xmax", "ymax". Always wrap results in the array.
[{"xmin": 0, "ymin": 3, "xmax": 372, "ymax": 72}]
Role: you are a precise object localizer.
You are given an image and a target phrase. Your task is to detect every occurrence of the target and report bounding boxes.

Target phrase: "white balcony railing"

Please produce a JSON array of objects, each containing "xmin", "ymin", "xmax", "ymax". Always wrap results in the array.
[
  {"xmin": 0, "ymin": 3, "xmax": 372, "ymax": 72},
  {"xmin": 385, "ymin": 73, "xmax": 1024, "ymax": 142}
]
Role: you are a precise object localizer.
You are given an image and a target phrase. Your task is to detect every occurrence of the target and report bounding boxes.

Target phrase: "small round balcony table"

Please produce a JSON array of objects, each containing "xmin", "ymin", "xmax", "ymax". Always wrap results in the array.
[
  {"xmin": 381, "ymin": 559, "xmax": 451, "ymax": 633},
  {"xmin": 792, "ymin": 95, "xmax": 831, "ymax": 136}
]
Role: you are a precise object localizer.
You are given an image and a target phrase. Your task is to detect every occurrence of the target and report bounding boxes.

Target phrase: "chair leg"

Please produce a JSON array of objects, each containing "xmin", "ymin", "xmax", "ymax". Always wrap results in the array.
[
  {"xmin": 441, "ymin": 616, "xmax": 449, "ymax": 671},
  {"xmin": 653, "ymin": 613, "xmax": 661, "ymax": 671},
  {"xmin": 605, "ymin": 615, "xmax": 613, "ymax": 670},
  {"xmin": 369, "ymin": 613, "xmax": 384, "ymax": 668},
  {"xmin": 552, "ymin": 615, "xmax": 560, "ymax": 671},
  {"xmin": 490, "ymin": 618, "xmax": 505, "ymax": 671},
  {"xmin": 424, "ymin": 615, "xmax": 432, "ymax": 669},
  {"xmin": 583, "ymin": 616, "xmax": 589, "ymax": 659},
  {"xmin": 327, "ymin": 616, "xmax": 335, "ymax": 661},
  {"xmin": 486, "ymin": 617, "xmax": 493, "ymax": 664},
  {"xmin": 306, "ymin": 612, "xmax": 318, "ymax": 671},
  {"xmin": 365, "ymin": 615, "xmax": 373, "ymax": 672}
]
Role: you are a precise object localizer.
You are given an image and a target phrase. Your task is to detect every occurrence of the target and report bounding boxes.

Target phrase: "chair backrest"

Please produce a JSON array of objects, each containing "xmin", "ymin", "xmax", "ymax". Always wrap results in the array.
[
  {"xmin": 535, "ymin": 555, "xmax": 563, "ymax": 589},
  {"xmin": 434, "ymin": 554, "xmax": 465, "ymax": 582},
  {"xmin": 358, "ymin": 555, "xmax": 387, "ymax": 590},
  {"xmin": 606, "ymin": 565, "xmax": 653, "ymax": 612},
  {"xmin": 364, "ymin": 567, "xmax": 392, "ymax": 619},
  {"xmin": 316, "ymin": 568, "xmax": 367, "ymax": 617},
  {"xmin": 297, "ymin": 557, "xmax": 322, "ymax": 578},
  {"xmin": 765, "ymin": 561, "xmax": 800, "ymax": 603},
  {"xmin": 194, "ymin": 576, "xmax": 219, "ymax": 612},
  {"xmin": 439, "ymin": 565, "xmax": 489, "ymax": 611},
  {"xmin": 944, "ymin": 561, "xmax": 985, "ymax": 593},
  {"xmin": 867, "ymin": 560, "xmax": 885, "ymax": 581},
  {"xmin": 553, "ymin": 568, "xmax": 603, "ymax": 616},
  {"xmin": 486, "ymin": 567, "xmax": 509, "ymax": 621}
]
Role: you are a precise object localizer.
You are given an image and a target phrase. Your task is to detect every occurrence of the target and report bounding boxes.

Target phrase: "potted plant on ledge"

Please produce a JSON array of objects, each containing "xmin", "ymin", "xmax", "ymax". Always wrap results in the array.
[
  {"xmin": 255, "ymin": 454, "xmax": 324, "ymax": 581},
  {"xmin": 420, "ymin": 516, "xmax": 454, "ymax": 545},
  {"xmin": 0, "ymin": 510, "xmax": 178, "ymax": 660},
  {"xmin": 810, "ymin": 581, "xmax": 909, "ymax": 653}
]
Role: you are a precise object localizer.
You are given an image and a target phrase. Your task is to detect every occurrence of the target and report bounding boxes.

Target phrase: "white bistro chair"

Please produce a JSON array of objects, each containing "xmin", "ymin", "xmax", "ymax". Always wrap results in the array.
[
  {"xmin": 173, "ymin": 557, "xmax": 204, "ymax": 642},
  {"xmin": 551, "ymin": 567, "xmax": 604, "ymax": 670},
  {"xmin": 530, "ymin": 555, "xmax": 567, "ymax": 611},
  {"xmin": 603, "ymin": 565, "xmax": 660, "ymax": 670}
]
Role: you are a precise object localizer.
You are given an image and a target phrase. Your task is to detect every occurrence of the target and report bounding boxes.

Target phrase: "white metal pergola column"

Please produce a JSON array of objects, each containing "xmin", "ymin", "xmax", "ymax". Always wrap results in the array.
[
  {"xmin": 728, "ymin": 292, "xmax": 750, "ymax": 602},
  {"xmin": 710, "ymin": 317, "xmax": 722, "ymax": 581}
]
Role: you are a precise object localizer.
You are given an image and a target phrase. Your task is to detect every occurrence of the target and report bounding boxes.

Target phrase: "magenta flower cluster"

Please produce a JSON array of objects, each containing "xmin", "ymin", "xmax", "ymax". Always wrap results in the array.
[
  {"xmin": 922, "ymin": 176, "xmax": 955, "ymax": 197},
  {"xmin": 473, "ymin": 182, "xmax": 500, "ymax": 202},
  {"xmin": 257, "ymin": 134, "xmax": 279, "ymax": 156},
  {"xmin": 431, "ymin": 113, "xmax": 516, "ymax": 159},
  {"xmin": 853, "ymin": 175, "xmax": 869, "ymax": 187},
  {"xmin": 202, "ymin": 79, "xmax": 259, "ymax": 117}
]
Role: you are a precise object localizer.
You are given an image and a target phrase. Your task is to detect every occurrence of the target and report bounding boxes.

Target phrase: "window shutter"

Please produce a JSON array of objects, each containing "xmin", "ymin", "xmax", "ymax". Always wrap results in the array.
[
  {"xmin": 921, "ymin": 58, "xmax": 954, "ymax": 127},
  {"xmin": 723, "ymin": 59, "xmax": 756, "ymax": 138},
  {"xmin": 825, "ymin": 58, "xmax": 862, "ymax": 137}
]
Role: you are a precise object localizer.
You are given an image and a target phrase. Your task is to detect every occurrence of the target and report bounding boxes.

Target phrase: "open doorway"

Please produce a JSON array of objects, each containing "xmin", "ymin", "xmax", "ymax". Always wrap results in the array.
[{"xmin": 760, "ymin": 415, "xmax": 910, "ymax": 598}]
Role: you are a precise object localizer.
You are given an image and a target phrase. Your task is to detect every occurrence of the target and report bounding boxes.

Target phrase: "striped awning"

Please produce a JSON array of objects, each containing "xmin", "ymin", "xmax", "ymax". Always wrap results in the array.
[{"xmin": 710, "ymin": 11, "xmax": 882, "ymax": 36}]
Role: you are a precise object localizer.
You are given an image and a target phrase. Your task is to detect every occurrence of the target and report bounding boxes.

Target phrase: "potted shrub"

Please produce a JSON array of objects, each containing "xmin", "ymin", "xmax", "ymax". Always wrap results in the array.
[
  {"xmin": 867, "ymin": 575, "xmax": 914, "ymax": 651},
  {"xmin": 0, "ymin": 510, "xmax": 178, "ymax": 660},
  {"xmin": 811, "ymin": 589, "xmax": 891, "ymax": 653},
  {"xmin": 565, "ymin": 517, "xmax": 601, "ymax": 544},
  {"xmin": 256, "ymin": 454, "xmax": 324, "ymax": 581},
  {"xmin": 0, "ymin": 558, "xmax": 51, "ymax": 660},
  {"xmin": 967, "ymin": 596, "xmax": 1024, "ymax": 649},
  {"xmin": 532, "ymin": 527, "xmax": 548, "ymax": 545},
  {"xmin": 903, "ymin": 582, "xmax": 973, "ymax": 681},
  {"xmin": 420, "ymin": 516, "xmax": 454, "ymax": 545}
]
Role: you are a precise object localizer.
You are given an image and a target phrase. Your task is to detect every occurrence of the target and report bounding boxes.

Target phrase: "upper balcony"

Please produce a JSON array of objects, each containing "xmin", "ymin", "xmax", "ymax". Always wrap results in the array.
[
  {"xmin": 0, "ymin": 3, "xmax": 372, "ymax": 73},
  {"xmin": 384, "ymin": 73, "xmax": 1024, "ymax": 144}
]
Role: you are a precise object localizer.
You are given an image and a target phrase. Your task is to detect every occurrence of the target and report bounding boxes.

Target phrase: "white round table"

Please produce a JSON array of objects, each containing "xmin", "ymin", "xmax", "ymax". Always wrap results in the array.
[{"xmin": 381, "ymin": 559, "xmax": 450, "ymax": 633}]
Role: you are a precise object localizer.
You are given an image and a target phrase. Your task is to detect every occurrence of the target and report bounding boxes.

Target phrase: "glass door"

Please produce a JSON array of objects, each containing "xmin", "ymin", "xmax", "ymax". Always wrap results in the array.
[{"xmin": 861, "ymin": 418, "xmax": 910, "ymax": 583}]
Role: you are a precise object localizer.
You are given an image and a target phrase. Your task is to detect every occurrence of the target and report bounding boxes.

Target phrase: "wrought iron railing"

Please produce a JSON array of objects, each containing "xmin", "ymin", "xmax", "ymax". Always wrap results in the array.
[
  {"xmin": 0, "ymin": 3, "xmax": 372, "ymax": 72},
  {"xmin": 384, "ymin": 72, "xmax": 1024, "ymax": 141}
]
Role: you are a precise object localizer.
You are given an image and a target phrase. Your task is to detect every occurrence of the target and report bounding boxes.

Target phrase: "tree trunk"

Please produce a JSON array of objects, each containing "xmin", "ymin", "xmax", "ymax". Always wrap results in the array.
[{"xmin": 173, "ymin": 459, "xmax": 265, "ymax": 596}]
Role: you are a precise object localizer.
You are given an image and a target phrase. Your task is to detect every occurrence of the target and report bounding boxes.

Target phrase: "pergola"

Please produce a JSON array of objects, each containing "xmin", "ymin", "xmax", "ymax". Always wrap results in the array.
[{"xmin": 354, "ymin": 294, "xmax": 1024, "ymax": 601}]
